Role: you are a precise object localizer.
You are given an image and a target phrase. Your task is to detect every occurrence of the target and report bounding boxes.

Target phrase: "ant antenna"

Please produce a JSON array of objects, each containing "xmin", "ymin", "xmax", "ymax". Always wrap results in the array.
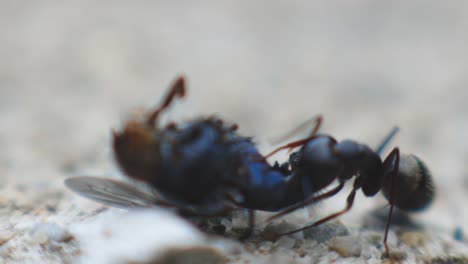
[
  {"xmin": 375, "ymin": 126, "xmax": 399, "ymax": 155},
  {"xmin": 264, "ymin": 115, "xmax": 324, "ymax": 159},
  {"xmin": 270, "ymin": 115, "xmax": 323, "ymax": 145},
  {"xmin": 264, "ymin": 135, "xmax": 323, "ymax": 159},
  {"xmin": 146, "ymin": 76, "xmax": 186, "ymax": 126}
]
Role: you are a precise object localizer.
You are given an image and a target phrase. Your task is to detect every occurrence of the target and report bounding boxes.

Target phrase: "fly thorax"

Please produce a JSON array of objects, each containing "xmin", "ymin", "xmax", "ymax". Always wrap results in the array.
[{"xmin": 112, "ymin": 121, "xmax": 161, "ymax": 182}]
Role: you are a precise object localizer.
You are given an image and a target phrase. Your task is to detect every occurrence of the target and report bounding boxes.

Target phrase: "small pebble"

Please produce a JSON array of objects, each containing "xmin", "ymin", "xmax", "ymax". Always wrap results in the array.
[
  {"xmin": 154, "ymin": 246, "xmax": 226, "ymax": 264},
  {"xmin": 265, "ymin": 250, "xmax": 296, "ymax": 264},
  {"xmin": 431, "ymin": 256, "xmax": 468, "ymax": 264},
  {"xmin": 257, "ymin": 241, "xmax": 273, "ymax": 254},
  {"xmin": 29, "ymin": 222, "xmax": 73, "ymax": 244},
  {"xmin": 382, "ymin": 248, "xmax": 407, "ymax": 261},
  {"xmin": 72, "ymin": 210, "xmax": 204, "ymax": 263},
  {"xmin": 303, "ymin": 220, "xmax": 349, "ymax": 243},
  {"xmin": 453, "ymin": 227, "xmax": 464, "ymax": 242},
  {"xmin": 364, "ymin": 231, "xmax": 383, "ymax": 245},
  {"xmin": 273, "ymin": 236, "xmax": 296, "ymax": 250},
  {"xmin": 220, "ymin": 218, "xmax": 233, "ymax": 233},
  {"xmin": 209, "ymin": 239, "xmax": 242, "ymax": 256},
  {"xmin": 360, "ymin": 242, "xmax": 381, "ymax": 260},
  {"xmin": 231, "ymin": 211, "xmax": 248, "ymax": 229},
  {"xmin": 262, "ymin": 221, "xmax": 302, "ymax": 241},
  {"xmin": 244, "ymin": 242, "xmax": 258, "ymax": 253},
  {"xmin": 363, "ymin": 207, "xmax": 420, "ymax": 230},
  {"xmin": 374, "ymin": 230, "xmax": 398, "ymax": 249},
  {"xmin": 0, "ymin": 230, "xmax": 15, "ymax": 246},
  {"xmin": 328, "ymin": 236, "xmax": 362, "ymax": 257},
  {"xmin": 400, "ymin": 231, "xmax": 427, "ymax": 247}
]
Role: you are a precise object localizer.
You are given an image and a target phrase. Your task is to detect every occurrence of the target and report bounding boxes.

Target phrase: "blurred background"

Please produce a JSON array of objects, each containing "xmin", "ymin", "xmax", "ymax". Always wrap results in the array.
[{"xmin": 0, "ymin": 0, "xmax": 467, "ymax": 261}]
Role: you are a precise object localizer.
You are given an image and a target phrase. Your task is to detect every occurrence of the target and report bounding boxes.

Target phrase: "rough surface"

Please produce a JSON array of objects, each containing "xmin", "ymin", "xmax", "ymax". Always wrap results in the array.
[{"xmin": 1, "ymin": 1, "xmax": 468, "ymax": 263}]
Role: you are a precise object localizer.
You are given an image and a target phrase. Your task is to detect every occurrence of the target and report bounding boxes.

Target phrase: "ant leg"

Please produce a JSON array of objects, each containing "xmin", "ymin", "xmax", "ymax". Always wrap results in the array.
[
  {"xmin": 264, "ymin": 116, "xmax": 324, "ymax": 159},
  {"xmin": 375, "ymin": 127, "xmax": 399, "ymax": 155},
  {"xmin": 279, "ymin": 186, "xmax": 358, "ymax": 236},
  {"xmin": 271, "ymin": 115, "xmax": 323, "ymax": 145},
  {"xmin": 146, "ymin": 76, "xmax": 186, "ymax": 126},
  {"xmin": 223, "ymin": 191, "xmax": 256, "ymax": 239},
  {"xmin": 382, "ymin": 147, "xmax": 400, "ymax": 257},
  {"xmin": 306, "ymin": 115, "xmax": 323, "ymax": 137},
  {"xmin": 266, "ymin": 182, "xmax": 345, "ymax": 222}
]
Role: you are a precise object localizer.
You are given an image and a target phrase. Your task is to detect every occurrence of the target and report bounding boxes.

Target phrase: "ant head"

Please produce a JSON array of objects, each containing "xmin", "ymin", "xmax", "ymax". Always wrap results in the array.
[
  {"xmin": 335, "ymin": 140, "xmax": 384, "ymax": 195},
  {"xmin": 381, "ymin": 154, "xmax": 434, "ymax": 211}
]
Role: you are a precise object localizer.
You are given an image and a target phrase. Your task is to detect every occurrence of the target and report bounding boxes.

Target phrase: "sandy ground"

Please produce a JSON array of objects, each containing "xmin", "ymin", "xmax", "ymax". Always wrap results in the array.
[{"xmin": 0, "ymin": 1, "xmax": 467, "ymax": 263}]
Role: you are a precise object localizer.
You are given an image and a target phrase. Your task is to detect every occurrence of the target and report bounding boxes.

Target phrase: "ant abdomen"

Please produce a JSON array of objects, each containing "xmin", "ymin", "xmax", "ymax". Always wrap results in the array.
[{"xmin": 381, "ymin": 154, "xmax": 435, "ymax": 211}]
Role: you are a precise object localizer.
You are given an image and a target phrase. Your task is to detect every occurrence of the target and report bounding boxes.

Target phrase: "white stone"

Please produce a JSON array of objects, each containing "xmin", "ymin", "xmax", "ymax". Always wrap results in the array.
[{"xmin": 70, "ymin": 209, "xmax": 205, "ymax": 264}]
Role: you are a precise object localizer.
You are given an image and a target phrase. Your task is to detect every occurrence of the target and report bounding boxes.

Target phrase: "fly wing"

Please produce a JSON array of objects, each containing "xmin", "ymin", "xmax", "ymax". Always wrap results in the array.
[{"xmin": 65, "ymin": 176, "xmax": 174, "ymax": 209}]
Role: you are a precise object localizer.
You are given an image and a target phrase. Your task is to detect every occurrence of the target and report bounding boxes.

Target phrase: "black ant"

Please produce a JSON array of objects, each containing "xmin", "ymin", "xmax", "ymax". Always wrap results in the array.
[{"xmin": 262, "ymin": 118, "xmax": 435, "ymax": 256}]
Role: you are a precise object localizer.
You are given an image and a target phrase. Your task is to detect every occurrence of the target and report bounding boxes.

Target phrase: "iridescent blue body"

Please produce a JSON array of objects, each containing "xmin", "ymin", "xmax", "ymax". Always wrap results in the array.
[
  {"xmin": 224, "ymin": 135, "xmax": 302, "ymax": 211},
  {"xmin": 106, "ymin": 76, "xmax": 313, "ymax": 216},
  {"xmin": 114, "ymin": 117, "xmax": 308, "ymax": 214}
]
